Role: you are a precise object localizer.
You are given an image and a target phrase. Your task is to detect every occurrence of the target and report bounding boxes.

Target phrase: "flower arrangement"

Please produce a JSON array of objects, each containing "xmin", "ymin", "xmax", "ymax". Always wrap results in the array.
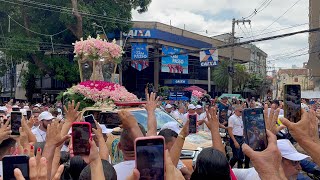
[
  {"xmin": 73, "ymin": 36, "xmax": 123, "ymax": 63},
  {"xmin": 58, "ymin": 81, "xmax": 139, "ymax": 110},
  {"xmin": 192, "ymin": 90, "xmax": 204, "ymax": 99}
]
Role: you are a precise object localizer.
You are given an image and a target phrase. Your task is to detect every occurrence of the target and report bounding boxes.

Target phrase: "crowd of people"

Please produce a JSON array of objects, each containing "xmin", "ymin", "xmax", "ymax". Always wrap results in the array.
[{"xmin": 0, "ymin": 92, "xmax": 319, "ymax": 180}]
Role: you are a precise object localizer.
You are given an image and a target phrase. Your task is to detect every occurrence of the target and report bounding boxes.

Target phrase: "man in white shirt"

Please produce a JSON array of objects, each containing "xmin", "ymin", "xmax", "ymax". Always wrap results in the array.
[
  {"xmin": 228, "ymin": 106, "xmax": 247, "ymax": 168},
  {"xmin": 31, "ymin": 111, "xmax": 54, "ymax": 142},
  {"xmin": 172, "ymin": 105, "xmax": 185, "ymax": 122},
  {"xmin": 165, "ymin": 104, "xmax": 173, "ymax": 115},
  {"xmin": 196, "ymin": 105, "xmax": 207, "ymax": 131},
  {"xmin": 182, "ymin": 104, "xmax": 198, "ymax": 125}
]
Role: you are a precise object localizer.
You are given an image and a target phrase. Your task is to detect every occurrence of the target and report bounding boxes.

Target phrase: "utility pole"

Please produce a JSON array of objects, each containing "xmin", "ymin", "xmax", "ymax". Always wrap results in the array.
[{"xmin": 228, "ymin": 18, "xmax": 251, "ymax": 93}]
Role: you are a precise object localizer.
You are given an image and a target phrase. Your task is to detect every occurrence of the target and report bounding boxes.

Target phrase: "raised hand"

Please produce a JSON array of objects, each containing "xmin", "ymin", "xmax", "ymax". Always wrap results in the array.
[
  {"xmin": 242, "ymin": 130, "xmax": 283, "ymax": 180},
  {"xmin": 119, "ymin": 110, "xmax": 138, "ymax": 130},
  {"xmin": 144, "ymin": 88, "xmax": 159, "ymax": 112},
  {"xmin": 0, "ymin": 119, "xmax": 11, "ymax": 144},
  {"xmin": 46, "ymin": 121, "xmax": 70, "ymax": 147},
  {"xmin": 263, "ymin": 104, "xmax": 285, "ymax": 135},
  {"xmin": 63, "ymin": 100, "xmax": 81, "ymax": 123}
]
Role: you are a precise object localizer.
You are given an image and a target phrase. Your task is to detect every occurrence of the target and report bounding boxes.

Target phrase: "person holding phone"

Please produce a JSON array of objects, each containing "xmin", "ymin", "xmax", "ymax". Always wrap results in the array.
[
  {"xmin": 228, "ymin": 106, "xmax": 249, "ymax": 168},
  {"xmin": 31, "ymin": 111, "xmax": 54, "ymax": 142},
  {"xmin": 182, "ymin": 104, "xmax": 198, "ymax": 125}
]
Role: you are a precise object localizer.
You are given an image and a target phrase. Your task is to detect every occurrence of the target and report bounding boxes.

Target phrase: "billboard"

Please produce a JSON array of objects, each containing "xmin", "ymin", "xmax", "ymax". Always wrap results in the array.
[
  {"xmin": 131, "ymin": 43, "xmax": 149, "ymax": 71},
  {"xmin": 200, "ymin": 49, "xmax": 218, "ymax": 66},
  {"xmin": 161, "ymin": 45, "xmax": 188, "ymax": 74}
]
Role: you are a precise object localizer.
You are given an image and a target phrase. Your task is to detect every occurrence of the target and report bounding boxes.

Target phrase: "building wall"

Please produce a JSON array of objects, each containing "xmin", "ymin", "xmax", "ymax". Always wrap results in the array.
[
  {"xmin": 308, "ymin": 0, "xmax": 320, "ymax": 86},
  {"xmin": 243, "ymin": 44, "xmax": 267, "ymax": 77},
  {"xmin": 276, "ymin": 68, "xmax": 314, "ymax": 97}
]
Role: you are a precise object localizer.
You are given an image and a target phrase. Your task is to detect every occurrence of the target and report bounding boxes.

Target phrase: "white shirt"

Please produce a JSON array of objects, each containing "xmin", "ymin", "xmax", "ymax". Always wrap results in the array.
[
  {"xmin": 232, "ymin": 167, "xmax": 260, "ymax": 180},
  {"xmin": 31, "ymin": 125, "xmax": 40, "ymax": 131},
  {"xmin": 198, "ymin": 112, "xmax": 208, "ymax": 131},
  {"xmin": 228, "ymin": 114, "xmax": 244, "ymax": 136},
  {"xmin": 0, "ymin": 161, "xmax": 2, "ymax": 178},
  {"xmin": 177, "ymin": 160, "xmax": 186, "ymax": 170},
  {"xmin": 114, "ymin": 160, "xmax": 135, "ymax": 180},
  {"xmin": 31, "ymin": 127, "xmax": 46, "ymax": 142},
  {"xmin": 182, "ymin": 113, "xmax": 200, "ymax": 125},
  {"xmin": 172, "ymin": 110, "xmax": 184, "ymax": 121}
]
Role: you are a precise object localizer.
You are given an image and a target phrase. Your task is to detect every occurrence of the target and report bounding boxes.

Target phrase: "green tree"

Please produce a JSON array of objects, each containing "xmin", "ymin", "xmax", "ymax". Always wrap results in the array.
[
  {"xmin": 0, "ymin": 0, "xmax": 152, "ymax": 101},
  {"xmin": 212, "ymin": 59, "xmax": 249, "ymax": 92}
]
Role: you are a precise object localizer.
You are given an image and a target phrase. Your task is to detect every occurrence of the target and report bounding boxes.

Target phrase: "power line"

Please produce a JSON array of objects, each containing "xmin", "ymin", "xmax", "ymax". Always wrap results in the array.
[
  {"xmin": 137, "ymin": 27, "xmax": 320, "ymax": 60},
  {"xmin": 243, "ymin": 0, "xmax": 272, "ymax": 19},
  {"xmin": 260, "ymin": 0, "xmax": 303, "ymax": 33}
]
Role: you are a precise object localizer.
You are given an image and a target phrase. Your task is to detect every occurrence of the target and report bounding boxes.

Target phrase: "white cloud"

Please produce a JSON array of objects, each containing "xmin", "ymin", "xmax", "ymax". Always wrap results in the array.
[{"xmin": 132, "ymin": 0, "xmax": 309, "ymax": 69}]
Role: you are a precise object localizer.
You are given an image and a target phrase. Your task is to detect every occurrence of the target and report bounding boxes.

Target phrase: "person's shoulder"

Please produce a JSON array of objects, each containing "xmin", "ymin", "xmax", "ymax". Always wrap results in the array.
[
  {"xmin": 31, "ymin": 128, "xmax": 38, "ymax": 134},
  {"xmin": 114, "ymin": 160, "xmax": 135, "ymax": 177},
  {"xmin": 232, "ymin": 167, "xmax": 260, "ymax": 180}
]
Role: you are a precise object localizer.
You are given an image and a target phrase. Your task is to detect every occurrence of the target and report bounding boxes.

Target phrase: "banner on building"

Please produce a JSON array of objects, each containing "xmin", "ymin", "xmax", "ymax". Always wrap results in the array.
[
  {"xmin": 161, "ymin": 46, "xmax": 188, "ymax": 74},
  {"xmin": 200, "ymin": 49, "xmax": 218, "ymax": 66},
  {"xmin": 131, "ymin": 43, "xmax": 149, "ymax": 71}
]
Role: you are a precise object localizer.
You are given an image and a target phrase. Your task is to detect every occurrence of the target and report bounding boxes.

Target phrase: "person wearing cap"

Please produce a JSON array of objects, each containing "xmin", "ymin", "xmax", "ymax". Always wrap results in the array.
[
  {"xmin": 182, "ymin": 104, "xmax": 199, "ymax": 125},
  {"xmin": 195, "ymin": 105, "xmax": 207, "ymax": 131},
  {"xmin": 171, "ymin": 105, "xmax": 186, "ymax": 122},
  {"xmin": 228, "ymin": 105, "xmax": 250, "ymax": 169},
  {"xmin": 165, "ymin": 104, "xmax": 173, "ymax": 115},
  {"xmin": 31, "ymin": 111, "xmax": 55, "ymax": 142},
  {"xmin": 233, "ymin": 139, "xmax": 310, "ymax": 180}
]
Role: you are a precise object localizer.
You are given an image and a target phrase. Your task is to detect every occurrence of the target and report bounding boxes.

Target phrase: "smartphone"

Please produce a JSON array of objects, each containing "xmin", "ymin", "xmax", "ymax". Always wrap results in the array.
[
  {"xmin": 284, "ymin": 85, "xmax": 301, "ymax": 123},
  {"xmin": 2, "ymin": 155, "xmax": 29, "ymax": 180},
  {"xmin": 12, "ymin": 107, "xmax": 20, "ymax": 111},
  {"xmin": 243, "ymin": 108, "xmax": 268, "ymax": 151},
  {"xmin": 135, "ymin": 136, "xmax": 165, "ymax": 180},
  {"xmin": 84, "ymin": 114, "xmax": 97, "ymax": 129},
  {"xmin": 10, "ymin": 111, "xmax": 22, "ymax": 136},
  {"xmin": 188, "ymin": 114, "xmax": 198, "ymax": 134},
  {"xmin": 72, "ymin": 122, "xmax": 91, "ymax": 155},
  {"xmin": 26, "ymin": 110, "xmax": 32, "ymax": 120},
  {"xmin": 99, "ymin": 112, "xmax": 121, "ymax": 129}
]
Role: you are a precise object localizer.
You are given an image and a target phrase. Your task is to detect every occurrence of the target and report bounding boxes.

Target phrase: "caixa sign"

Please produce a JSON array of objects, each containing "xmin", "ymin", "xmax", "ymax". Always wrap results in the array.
[
  {"xmin": 172, "ymin": 79, "xmax": 189, "ymax": 84},
  {"xmin": 123, "ymin": 29, "xmax": 153, "ymax": 38}
]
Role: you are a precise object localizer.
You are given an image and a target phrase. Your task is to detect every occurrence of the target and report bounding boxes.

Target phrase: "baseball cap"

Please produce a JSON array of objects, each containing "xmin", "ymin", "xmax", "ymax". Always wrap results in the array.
[
  {"xmin": 34, "ymin": 104, "xmax": 42, "ymax": 108},
  {"xmin": 39, "ymin": 111, "xmax": 55, "ymax": 121},
  {"xmin": 196, "ymin": 105, "xmax": 202, "ymax": 109},
  {"xmin": 23, "ymin": 106, "xmax": 30, "ymax": 110},
  {"xmin": 165, "ymin": 104, "xmax": 173, "ymax": 109},
  {"xmin": 188, "ymin": 104, "xmax": 196, "ymax": 110},
  {"xmin": 160, "ymin": 122, "xmax": 181, "ymax": 134},
  {"xmin": 277, "ymin": 139, "xmax": 309, "ymax": 161}
]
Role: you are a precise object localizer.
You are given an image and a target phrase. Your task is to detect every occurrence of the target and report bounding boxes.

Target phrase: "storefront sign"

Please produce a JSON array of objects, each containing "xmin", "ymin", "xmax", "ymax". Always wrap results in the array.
[
  {"xmin": 161, "ymin": 46, "xmax": 188, "ymax": 74},
  {"xmin": 200, "ymin": 49, "xmax": 219, "ymax": 67},
  {"xmin": 131, "ymin": 43, "xmax": 149, "ymax": 71},
  {"xmin": 172, "ymin": 79, "xmax": 189, "ymax": 84}
]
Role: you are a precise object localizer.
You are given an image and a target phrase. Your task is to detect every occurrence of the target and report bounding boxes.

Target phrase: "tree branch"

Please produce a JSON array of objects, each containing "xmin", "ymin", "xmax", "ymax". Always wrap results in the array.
[{"xmin": 70, "ymin": 0, "xmax": 83, "ymax": 39}]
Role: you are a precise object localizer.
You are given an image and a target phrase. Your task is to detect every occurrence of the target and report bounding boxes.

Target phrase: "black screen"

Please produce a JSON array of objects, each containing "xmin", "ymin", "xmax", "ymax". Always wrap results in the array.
[
  {"xmin": 136, "ymin": 138, "xmax": 164, "ymax": 180},
  {"xmin": 3, "ymin": 155, "xmax": 29, "ymax": 180},
  {"xmin": 284, "ymin": 85, "xmax": 301, "ymax": 123},
  {"xmin": 11, "ymin": 112, "xmax": 22, "ymax": 135},
  {"xmin": 243, "ymin": 108, "xmax": 268, "ymax": 151},
  {"xmin": 84, "ymin": 115, "xmax": 97, "ymax": 129},
  {"xmin": 189, "ymin": 114, "xmax": 197, "ymax": 134},
  {"xmin": 99, "ymin": 112, "xmax": 121, "ymax": 128},
  {"xmin": 72, "ymin": 124, "xmax": 90, "ymax": 155},
  {"xmin": 26, "ymin": 111, "xmax": 32, "ymax": 120}
]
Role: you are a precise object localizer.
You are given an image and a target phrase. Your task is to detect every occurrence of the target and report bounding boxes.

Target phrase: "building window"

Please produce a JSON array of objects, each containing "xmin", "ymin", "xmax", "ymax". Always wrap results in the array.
[{"xmin": 294, "ymin": 78, "xmax": 298, "ymax": 82}]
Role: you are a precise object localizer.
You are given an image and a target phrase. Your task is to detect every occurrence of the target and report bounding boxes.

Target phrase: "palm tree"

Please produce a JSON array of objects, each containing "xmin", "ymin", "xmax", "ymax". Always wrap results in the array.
[{"xmin": 212, "ymin": 59, "xmax": 249, "ymax": 92}]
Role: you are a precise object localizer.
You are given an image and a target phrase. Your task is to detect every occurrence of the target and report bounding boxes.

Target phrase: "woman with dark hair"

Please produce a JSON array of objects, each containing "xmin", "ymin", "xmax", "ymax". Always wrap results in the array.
[{"xmin": 191, "ymin": 148, "xmax": 231, "ymax": 180}]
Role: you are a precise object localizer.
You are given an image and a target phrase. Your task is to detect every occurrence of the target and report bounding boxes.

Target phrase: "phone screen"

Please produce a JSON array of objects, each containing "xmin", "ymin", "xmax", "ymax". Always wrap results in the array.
[
  {"xmin": 72, "ymin": 123, "xmax": 91, "ymax": 155},
  {"xmin": 84, "ymin": 115, "xmax": 96, "ymax": 129},
  {"xmin": 26, "ymin": 111, "xmax": 32, "ymax": 120},
  {"xmin": 99, "ymin": 112, "xmax": 121, "ymax": 129},
  {"xmin": 136, "ymin": 137, "xmax": 165, "ymax": 180},
  {"xmin": 3, "ymin": 155, "xmax": 29, "ymax": 180},
  {"xmin": 243, "ymin": 108, "xmax": 268, "ymax": 151},
  {"xmin": 284, "ymin": 85, "xmax": 301, "ymax": 123},
  {"xmin": 189, "ymin": 114, "xmax": 197, "ymax": 134},
  {"xmin": 11, "ymin": 112, "xmax": 22, "ymax": 135}
]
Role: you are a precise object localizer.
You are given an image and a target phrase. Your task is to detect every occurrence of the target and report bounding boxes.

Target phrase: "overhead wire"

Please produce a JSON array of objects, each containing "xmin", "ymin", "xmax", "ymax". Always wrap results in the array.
[{"xmin": 260, "ymin": 0, "xmax": 303, "ymax": 33}]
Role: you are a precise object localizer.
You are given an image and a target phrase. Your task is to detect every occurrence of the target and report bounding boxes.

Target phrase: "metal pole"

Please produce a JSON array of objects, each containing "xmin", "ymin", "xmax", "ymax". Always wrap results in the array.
[
  {"xmin": 228, "ymin": 18, "xmax": 235, "ymax": 93},
  {"xmin": 119, "ymin": 31, "xmax": 123, "ymax": 85},
  {"xmin": 208, "ymin": 66, "xmax": 211, "ymax": 92}
]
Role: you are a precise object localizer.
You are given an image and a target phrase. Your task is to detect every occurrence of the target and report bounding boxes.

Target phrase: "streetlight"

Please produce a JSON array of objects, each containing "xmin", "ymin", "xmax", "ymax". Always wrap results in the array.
[{"xmin": 92, "ymin": 22, "xmax": 108, "ymax": 41}]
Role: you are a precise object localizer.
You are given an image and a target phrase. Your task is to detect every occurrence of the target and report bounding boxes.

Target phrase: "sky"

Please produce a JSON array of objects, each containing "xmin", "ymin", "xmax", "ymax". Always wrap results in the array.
[{"xmin": 132, "ymin": 0, "xmax": 310, "ymax": 71}]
